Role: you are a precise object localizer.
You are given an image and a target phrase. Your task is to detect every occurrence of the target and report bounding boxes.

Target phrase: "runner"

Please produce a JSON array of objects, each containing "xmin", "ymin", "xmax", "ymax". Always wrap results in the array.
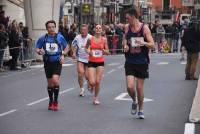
[
  {"xmin": 72, "ymin": 24, "xmax": 92, "ymax": 97},
  {"xmin": 85, "ymin": 24, "xmax": 110, "ymax": 105},
  {"xmin": 36, "ymin": 20, "xmax": 69, "ymax": 111},
  {"xmin": 123, "ymin": 7, "xmax": 155, "ymax": 119}
]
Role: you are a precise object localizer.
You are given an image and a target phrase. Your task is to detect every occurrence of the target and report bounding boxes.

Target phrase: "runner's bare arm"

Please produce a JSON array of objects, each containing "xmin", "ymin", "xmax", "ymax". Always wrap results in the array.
[
  {"xmin": 103, "ymin": 37, "xmax": 110, "ymax": 55},
  {"xmin": 85, "ymin": 38, "xmax": 91, "ymax": 55},
  {"xmin": 62, "ymin": 45, "xmax": 70, "ymax": 56},
  {"xmin": 122, "ymin": 24, "xmax": 129, "ymax": 52},
  {"xmin": 142, "ymin": 25, "xmax": 155, "ymax": 49},
  {"xmin": 36, "ymin": 48, "xmax": 44, "ymax": 55},
  {"xmin": 71, "ymin": 45, "xmax": 77, "ymax": 58}
]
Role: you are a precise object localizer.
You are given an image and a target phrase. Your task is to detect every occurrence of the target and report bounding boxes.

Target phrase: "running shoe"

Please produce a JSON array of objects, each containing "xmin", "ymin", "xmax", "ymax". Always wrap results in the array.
[
  {"xmin": 53, "ymin": 102, "xmax": 59, "ymax": 111},
  {"xmin": 93, "ymin": 97, "xmax": 100, "ymax": 105},
  {"xmin": 131, "ymin": 101, "xmax": 137, "ymax": 115},
  {"xmin": 138, "ymin": 111, "xmax": 145, "ymax": 119},
  {"xmin": 79, "ymin": 89, "xmax": 85, "ymax": 97},
  {"xmin": 48, "ymin": 102, "xmax": 54, "ymax": 110}
]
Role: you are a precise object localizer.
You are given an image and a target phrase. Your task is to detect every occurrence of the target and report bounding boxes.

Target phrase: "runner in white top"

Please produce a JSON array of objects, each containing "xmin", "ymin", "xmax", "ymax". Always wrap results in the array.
[{"xmin": 72, "ymin": 24, "xmax": 92, "ymax": 97}]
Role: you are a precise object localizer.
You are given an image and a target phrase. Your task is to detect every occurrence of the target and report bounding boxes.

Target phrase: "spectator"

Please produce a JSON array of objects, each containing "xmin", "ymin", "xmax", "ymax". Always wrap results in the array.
[
  {"xmin": 182, "ymin": 21, "xmax": 200, "ymax": 80},
  {"xmin": 156, "ymin": 23, "xmax": 166, "ymax": 52},
  {"xmin": 8, "ymin": 20, "xmax": 21, "ymax": 70},
  {"xmin": 0, "ymin": 24, "xmax": 9, "ymax": 72},
  {"xmin": 171, "ymin": 22, "xmax": 180, "ymax": 52},
  {"xmin": 0, "ymin": 10, "xmax": 9, "ymax": 28}
]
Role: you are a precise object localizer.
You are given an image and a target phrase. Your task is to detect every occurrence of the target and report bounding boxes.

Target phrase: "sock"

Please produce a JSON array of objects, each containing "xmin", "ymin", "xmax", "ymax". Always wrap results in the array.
[
  {"xmin": 81, "ymin": 88, "xmax": 85, "ymax": 92},
  {"xmin": 54, "ymin": 85, "xmax": 60, "ymax": 103},
  {"xmin": 47, "ymin": 87, "xmax": 53, "ymax": 103}
]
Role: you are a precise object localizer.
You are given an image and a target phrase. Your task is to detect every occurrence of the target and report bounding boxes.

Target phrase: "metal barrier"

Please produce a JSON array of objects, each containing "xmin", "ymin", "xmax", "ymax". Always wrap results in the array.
[
  {"xmin": 152, "ymin": 32, "xmax": 181, "ymax": 53},
  {"xmin": 106, "ymin": 34, "xmax": 123, "ymax": 55},
  {"xmin": 1, "ymin": 39, "xmax": 36, "ymax": 69},
  {"xmin": 105, "ymin": 33, "xmax": 181, "ymax": 55}
]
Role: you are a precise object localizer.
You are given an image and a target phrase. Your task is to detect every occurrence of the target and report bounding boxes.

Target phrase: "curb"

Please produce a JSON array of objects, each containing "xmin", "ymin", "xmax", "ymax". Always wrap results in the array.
[{"xmin": 189, "ymin": 58, "xmax": 200, "ymax": 123}]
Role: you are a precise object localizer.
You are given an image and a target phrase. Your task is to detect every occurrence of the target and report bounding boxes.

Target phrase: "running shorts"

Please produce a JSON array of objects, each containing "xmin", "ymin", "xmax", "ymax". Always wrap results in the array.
[
  {"xmin": 44, "ymin": 61, "xmax": 62, "ymax": 78},
  {"xmin": 125, "ymin": 63, "xmax": 149, "ymax": 79}
]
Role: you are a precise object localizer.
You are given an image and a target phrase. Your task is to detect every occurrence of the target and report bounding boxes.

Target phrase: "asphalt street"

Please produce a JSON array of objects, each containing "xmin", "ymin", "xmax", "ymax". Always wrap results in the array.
[{"xmin": 0, "ymin": 54, "xmax": 199, "ymax": 134}]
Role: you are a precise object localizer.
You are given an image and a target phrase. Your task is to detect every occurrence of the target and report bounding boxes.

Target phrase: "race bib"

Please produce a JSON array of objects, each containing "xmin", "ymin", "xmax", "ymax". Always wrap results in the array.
[
  {"xmin": 131, "ymin": 37, "xmax": 144, "ymax": 47},
  {"xmin": 92, "ymin": 50, "xmax": 103, "ymax": 57},
  {"xmin": 45, "ymin": 43, "xmax": 59, "ymax": 54}
]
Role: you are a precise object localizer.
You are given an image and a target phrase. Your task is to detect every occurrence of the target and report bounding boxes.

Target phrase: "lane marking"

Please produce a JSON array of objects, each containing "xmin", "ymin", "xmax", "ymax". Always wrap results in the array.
[
  {"xmin": 59, "ymin": 88, "xmax": 74, "ymax": 94},
  {"xmin": 0, "ymin": 109, "xmax": 18, "ymax": 117},
  {"xmin": 115, "ymin": 93, "xmax": 154, "ymax": 102},
  {"xmin": 27, "ymin": 97, "xmax": 49, "ymax": 106},
  {"xmin": 107, "ymin": 69, "xmax": 116, "ymax": 74},
  {"xmin": 108, "ymin": 63, "xmax": 120, "ymax": 66},
  {"xmin": 181, "ymin": 61, "xmax": 187, "ymax": 65},
  {"xmin": 62, "ymin": 64, "xmax": 74, "ymax": 67},
  {"xmin": 184, "ymin": 123, "xmax": 195, "ymax": 134},
  {"xmin": 157, "ymin": 62, "xmax": 169, "ymax": 65},
  {"xmin": 30, "ymin": 63, "xmax": 74, "ymax": 69},
  {"xmin": 27, "ymin": 88, "xmax": 75, "ymax": 106},
  {"xmin": 117, "ymin": 65, "xmax": 124, "ymax": 69}
]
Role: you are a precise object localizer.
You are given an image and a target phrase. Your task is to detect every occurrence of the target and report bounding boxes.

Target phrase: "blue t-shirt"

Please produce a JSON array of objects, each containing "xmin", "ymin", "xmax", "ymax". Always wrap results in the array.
[{"xmin": 36, "ymin": 33, "xmax": 67, "ymax": 62}]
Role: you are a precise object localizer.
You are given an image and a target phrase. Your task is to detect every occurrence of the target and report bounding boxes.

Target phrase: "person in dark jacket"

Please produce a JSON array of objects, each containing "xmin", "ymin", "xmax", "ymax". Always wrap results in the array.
[
  {"xmin": 8, "ymin": 20, "xmax": 21, "ymax": 70},
  {"xmin": 182, "ymin": 21, "xmax": 200, "ymax": 80},
  {"xmin": 0, "ymin": 10, "xmax": 9, "ymax": 28},
  {"xmin": 0, "ymin": 24, "xmax": 9, "ymax": 71}
]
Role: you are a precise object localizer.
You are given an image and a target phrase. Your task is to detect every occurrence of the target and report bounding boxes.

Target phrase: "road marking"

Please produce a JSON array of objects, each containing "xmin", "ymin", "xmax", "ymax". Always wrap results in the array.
[
  {"xmin": 62, "ymin": 64, "xmax": 74, "ymax": 67},
  {"xmin": 108, "ymin": 63, "xmax": 120, "ymax": 66},
  {"xmin": 107, "ymin": 69, "xmax": 116, "ymax": 74},
  {"xmin": 184, "ymin": 123, "xmax": 195, "ymax": 134},
  {"xmin": 59, "ymin": 88, "xmax": 74, "ymax": 94},
  {"xmin": 0, "ymin": 109, "xmax": 18, "ymax": 117},
  {"xmin": 117, "ymin": 65, "xmax": 124, "ymax": 69},
  {"xmin": 27, "ymin": 97, "xmax": 49, "ymax": 106},
  {"xmin": 157, "ymin": 62, "xmax": 169, "ymax": 65},
  {"xmin": 181, "ymin": 61, "xmax": 187, "ymax": 65},
  {"xmin": 30, "ymin": 65, "xmax": 44, "ymax": 68},
  {"xmin": 115, "ymin": 93, "xmax": 154, "ymax": 102},
  {"xmin": 30, "ymin": 64, "xmax": 74, "ymax": 68},
  {"xmin": 27, "ymin": 88, "xmax": 75, "ymax": 106}
]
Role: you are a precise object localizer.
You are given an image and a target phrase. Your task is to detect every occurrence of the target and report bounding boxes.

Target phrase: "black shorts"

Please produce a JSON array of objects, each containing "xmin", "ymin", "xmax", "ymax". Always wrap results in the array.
[
  {"xmin": 44, "ymin": 61, "xmax": 62, "ymax": 78},
  {"xmin": 88, "ymin": 62, "xmax": 104, "ymax": 68},
  {"xmin": 125, "ymin": 63, "xmax": 149, "ymax": 79}
]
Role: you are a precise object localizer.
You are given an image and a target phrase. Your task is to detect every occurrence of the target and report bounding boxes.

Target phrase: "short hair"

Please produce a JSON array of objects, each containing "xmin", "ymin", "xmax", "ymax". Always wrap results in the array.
[
  {"xmin": 0, "ymin": 23, "xmax": 5, "ymax": 30},
  {"xmin": 125, "ymin": 6, "xmax": 140, "ymax": 19},
  {"xmin": 81, "ymin": 24, "xmax": 88, "ymax": 28},
  {"xmin": 45, "ymin": 20, "xmax": 56, "ymax": 28}
]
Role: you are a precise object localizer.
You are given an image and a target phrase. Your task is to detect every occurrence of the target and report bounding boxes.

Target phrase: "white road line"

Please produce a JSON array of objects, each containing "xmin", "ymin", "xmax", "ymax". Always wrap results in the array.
[
  {"xmin": 0, "ymin": 109, "xmax": 18, "ymax": 117},
  {"xmin": 27, "ymin": 88, "xmax": 75, "ymax": 106},
  {"xmin": 115, "ymin": 93, "xmax": 154, "ymax": 102},
  {"xmin": 107, "ymin": 69, "xmax": 116, "ymax": 74},
  {"xmin": 59, "ymin": 88, "xmax": 74, "ymax": 95},
  {"xmin": 157, "ymin": 62, "xmax": 169, "ymax": 65},
  {"xmin": 27, "ymin": 97, "xmax": 49, "ymax": 106},
  {"xmin": 117, "ymin": 65, "xmax": 124, "ymax": 69},
  {"xmin": 184, "ymin": 123, "xmax": 195, "ymax": 134},
  {"xmin": 108, "ymin": 63, "xmax": 120, "ymax": 66},
  {"xmin": 181, "ymin": 61, "xmax": 187, "ymax": 65}
]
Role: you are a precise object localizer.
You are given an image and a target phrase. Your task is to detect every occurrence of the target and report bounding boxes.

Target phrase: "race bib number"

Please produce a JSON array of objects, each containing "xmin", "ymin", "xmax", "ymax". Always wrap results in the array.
[
  {"xmin": 92, "ymin": 50, "xmax": 103, "ymax": 57},
  {"xmin": 131, "ymin": 37, "xmax": 144, "ymax": 47},
  {"xmin": 45, "ymin": 43, "xmax": 58, "ymax": 54}
]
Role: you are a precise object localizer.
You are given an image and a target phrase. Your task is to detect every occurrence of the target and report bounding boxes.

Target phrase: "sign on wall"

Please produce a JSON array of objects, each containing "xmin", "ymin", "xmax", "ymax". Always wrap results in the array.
[{"xmin": 182, "ymin": 0, "xmax": 194, "ymax": 6}]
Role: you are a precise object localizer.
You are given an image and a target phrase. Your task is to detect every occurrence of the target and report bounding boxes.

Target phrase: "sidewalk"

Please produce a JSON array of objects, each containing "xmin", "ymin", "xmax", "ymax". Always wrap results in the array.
[{"xmin": 189, "ymin": 57, "xmax": 200, "ymax": 123}]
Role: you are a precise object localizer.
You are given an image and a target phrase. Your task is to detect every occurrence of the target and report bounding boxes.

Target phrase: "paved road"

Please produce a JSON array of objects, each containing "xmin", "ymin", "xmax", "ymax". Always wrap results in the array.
[{"xmin": 0, "ymin": 54, "xmax": 198, "ymax": 134}]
